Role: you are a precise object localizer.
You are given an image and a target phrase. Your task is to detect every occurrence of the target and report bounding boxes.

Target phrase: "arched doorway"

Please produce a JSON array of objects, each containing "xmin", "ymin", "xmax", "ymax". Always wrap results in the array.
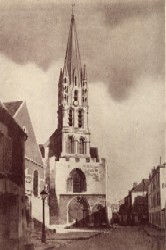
[{"xmin": 68, "ymin": 196, "xmax": 89, "ymax": 227}]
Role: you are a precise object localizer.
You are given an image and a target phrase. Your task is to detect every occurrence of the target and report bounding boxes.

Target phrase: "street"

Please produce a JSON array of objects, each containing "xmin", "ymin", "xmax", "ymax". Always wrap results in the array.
[{"xmin": 35, "ymin": 226, "xmax": 165, "ymax": 250}]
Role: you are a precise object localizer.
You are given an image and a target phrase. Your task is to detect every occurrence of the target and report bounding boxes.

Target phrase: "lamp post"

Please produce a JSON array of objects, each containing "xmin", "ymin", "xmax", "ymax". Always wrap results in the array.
[{"xmin": 40, "ymin": 189, "xmax": 48, "ymax": 243}]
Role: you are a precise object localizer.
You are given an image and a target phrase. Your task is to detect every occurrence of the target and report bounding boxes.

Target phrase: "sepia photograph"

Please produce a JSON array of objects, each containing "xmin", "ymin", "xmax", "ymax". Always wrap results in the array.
[{"xmin": 0, "ymin": 0, "xmax": 165, "ymax": 249}]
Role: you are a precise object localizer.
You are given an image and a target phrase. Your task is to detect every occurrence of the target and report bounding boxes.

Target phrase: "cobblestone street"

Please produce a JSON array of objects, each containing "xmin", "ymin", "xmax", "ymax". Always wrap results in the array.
[{"xmin": 34, "ymin": 226, "xmax": 165, "ymax": 250}]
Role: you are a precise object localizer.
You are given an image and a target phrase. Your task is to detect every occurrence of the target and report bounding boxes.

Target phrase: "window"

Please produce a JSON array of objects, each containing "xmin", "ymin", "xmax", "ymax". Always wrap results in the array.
[
  {"xmin": 0, "ymin": 133, "xmax": 12, "ymax": 174},
  {"xmin": 74, "ymin": 90, "xmax": 78, "ymax": 101},
  {"xmin": 75, "ymin": 76, "xmax": 77, "ymax": 86},
  {"xmin": 157, "ymin": 192, "xmax": 160, "ymax": 206},
  {"xmin": 78, "ymin": 109, "xmax": 84, "ymax": 128},
  {"xmin": 23, "ymin": 126, "xmax": 28, "ymax": 135},
  {"xmin": 67, "ymin": 168, "xmax": 86, "ymax": 193},
  {"xmin": 79, "ymin": 137, "xmax": 86, "ymax": 154},
  {"xmin": 68, "ymin": 108, "xmax": 73, "ymax": 126},
  {"xmin": 33, "ymin": 170, "xmax": 39, "ymax": 197},
  {"xmin": 67, "ymin": 136, "xmax": 75, "ymax": 154}
]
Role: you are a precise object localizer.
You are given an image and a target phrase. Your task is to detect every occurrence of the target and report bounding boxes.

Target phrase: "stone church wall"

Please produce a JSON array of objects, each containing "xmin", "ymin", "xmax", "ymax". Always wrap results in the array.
[
  {"xmin": 58, "ymin": 194, "xmax": 106, "ymax": 224},
  {"xmin": 55, "ymin": 157, "xmax": 106, "ymax": 199}
]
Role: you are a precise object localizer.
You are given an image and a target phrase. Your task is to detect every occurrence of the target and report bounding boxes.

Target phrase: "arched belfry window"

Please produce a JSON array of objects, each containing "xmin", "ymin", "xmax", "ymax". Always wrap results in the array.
[
  {"xmin": 68, "ymin": 136, "xmax": 75, "ymax": 154},
  {"xmin": 78, "ymin": 109, "xmax": 84, "ymax": 128},
  {"xmin": 67, "ymin": 168, "xmax": 86, "ymax": 193},
  {"xmin": 68, "ymin": 108, "xmax": 73, "ymax": 126},
  {"xmin": 79, "ymin": 137, "xmax": 86, "ymax": 154},
  {"xmin": 33, "ymin": 170, "xmax": 39, "ymax": 197},
  {"xmin": 74, "ymin": 90, "xmax": 78, "ymax": 101},
  {"xmin": 74, "ymin": 76, "xmax": 77, "ymax": 86}
]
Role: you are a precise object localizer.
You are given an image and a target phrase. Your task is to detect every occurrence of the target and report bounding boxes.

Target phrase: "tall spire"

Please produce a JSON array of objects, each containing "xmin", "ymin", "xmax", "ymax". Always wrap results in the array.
[{"xmin": 64, "ymin": 11, "xmax": 82, "ymax": 84}]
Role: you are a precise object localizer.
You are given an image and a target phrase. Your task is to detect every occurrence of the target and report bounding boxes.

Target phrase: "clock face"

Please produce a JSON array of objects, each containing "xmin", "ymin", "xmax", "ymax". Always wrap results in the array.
[{"xmin": 73, "ymin": 100, "xmax": 79, "ymax": 106}]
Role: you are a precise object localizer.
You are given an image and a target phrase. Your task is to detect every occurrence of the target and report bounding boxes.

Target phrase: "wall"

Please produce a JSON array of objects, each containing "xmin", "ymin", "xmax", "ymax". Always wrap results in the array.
[
  {"xmin": 131, "ymin": 191, "xmax": 145, "ymax": 205},
  {"xmin": 55, "ymin": 157, "xmax": 106, "ymax": 199},
  {"xmin": 148, "ymin": 166, "xmax": 166, "ymax": 229},
  {"xmin": 46, "ymin": 154, "xmax": 106, "ymax": 226},
  {"xmin": 14, "ymin": 102, "xmax": 50, "ymax": 226},
  {"xmin": 0, "ymin": 112, "xmax": 28, "ymax": 249},
  {"xmin": 25, "ymin": 159, "xmax": 49, "ymax": 226},
  {"xmin": 58, "ymin": 194, "xmax": 106, "ymax": 224},
  {"xmin": 160, "ymin": 167, "xmax": 166, "ymax": 209}
]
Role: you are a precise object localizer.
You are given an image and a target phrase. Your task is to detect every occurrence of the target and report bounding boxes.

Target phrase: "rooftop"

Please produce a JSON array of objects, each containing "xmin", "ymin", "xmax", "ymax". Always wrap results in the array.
[
  {"xmin": 4, "ymin": 101, "xmax": 23, "ymax": 117},
  {"xmin": 132, "ymin": 179, "xmax": 149, "ymax": 192}
]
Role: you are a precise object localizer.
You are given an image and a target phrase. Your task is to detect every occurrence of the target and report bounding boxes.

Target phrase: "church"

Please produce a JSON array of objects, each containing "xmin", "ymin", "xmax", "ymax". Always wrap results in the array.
[{"xmin": 43, "ymin": 12, "xmax": 107, "ymax": 228}]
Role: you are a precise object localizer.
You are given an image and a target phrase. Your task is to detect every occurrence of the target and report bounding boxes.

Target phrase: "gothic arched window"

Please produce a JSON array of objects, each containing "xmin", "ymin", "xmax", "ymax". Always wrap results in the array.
[
  {"xmin": 74, "ymin": 90, "xmax": 78, "ymax": 101},
  {"xmin": 68, "ymin": 136, "xmax": 75, "ymax": 154},
  {"xmin": 74, "ymin": 76, "xmax": 77, "ymax": 86},
  {"xmin": 67, "ymin": 168, "xmax": 86, "ymax": 193},
  {"xmin": 79, "ymin": 137, "xmax": 86, "ymax": 154},
  {"xmin": 33, "ymin": 170, "xmax": 39, "ymax": 197}
]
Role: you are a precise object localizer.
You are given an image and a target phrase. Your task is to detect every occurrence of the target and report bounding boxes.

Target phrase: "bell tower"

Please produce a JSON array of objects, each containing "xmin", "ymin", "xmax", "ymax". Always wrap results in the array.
[
  {"xmin": 45, "ymin": 10, "xmax": 107, "ymax": 227},
  {"xmin": 57, "ymin": 13, "xmax": 90, "ymax": 158}
]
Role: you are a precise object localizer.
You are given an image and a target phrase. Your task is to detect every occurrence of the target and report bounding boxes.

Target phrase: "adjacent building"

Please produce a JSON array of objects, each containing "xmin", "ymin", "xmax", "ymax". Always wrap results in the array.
[
  {"xmin": 148, "ymin": 164, "xmax": 166, "ymax": 230},
  {"xmin": 4, "ymin": 101, "xmax": 49, "ymax": 227},
  {"xmin": 130, "ymin": 179, "xmax": 149, "ymax": 224},
  {"xmin": 44, "ymin": 13, "xmax": 107, "ymax": 228},
  {"xmin": 119, "ymin": 179, "xmax": 149, "ymax": 225},
  {"xmin": 0, "ymin": 102, "xmax": 27, "ymax": 249}
]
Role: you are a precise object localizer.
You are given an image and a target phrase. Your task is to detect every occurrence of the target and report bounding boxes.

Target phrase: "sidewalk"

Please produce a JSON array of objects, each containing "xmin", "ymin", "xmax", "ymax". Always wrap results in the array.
[{"xmin": 143, "ymin": 225, "xmax": 166, "ymax": 239}]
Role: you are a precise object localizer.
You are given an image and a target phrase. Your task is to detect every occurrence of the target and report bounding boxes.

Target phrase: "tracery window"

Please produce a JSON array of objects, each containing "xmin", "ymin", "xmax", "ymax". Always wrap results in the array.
[{"xmin": 67, "ymin": 168, "xmax": 86, "ymax": 193}]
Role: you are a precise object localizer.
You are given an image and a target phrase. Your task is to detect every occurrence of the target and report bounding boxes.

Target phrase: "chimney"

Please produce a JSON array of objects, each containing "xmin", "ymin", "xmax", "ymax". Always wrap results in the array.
[{"xmin": 133, "ymin": 182, "xmax": 138, "ymax": 189}]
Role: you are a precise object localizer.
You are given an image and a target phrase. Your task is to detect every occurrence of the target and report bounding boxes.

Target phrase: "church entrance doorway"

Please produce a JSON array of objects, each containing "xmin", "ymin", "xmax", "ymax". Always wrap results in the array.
[{"xmin": 68, "ymin": 196, "xmax": 89, "ymax": 227}]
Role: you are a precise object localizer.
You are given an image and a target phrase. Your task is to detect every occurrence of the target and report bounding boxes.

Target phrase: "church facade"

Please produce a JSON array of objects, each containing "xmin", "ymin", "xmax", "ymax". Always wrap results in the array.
[{"xmin": 44, "ymin": 13, "xmax": 107, "ymax": 227}]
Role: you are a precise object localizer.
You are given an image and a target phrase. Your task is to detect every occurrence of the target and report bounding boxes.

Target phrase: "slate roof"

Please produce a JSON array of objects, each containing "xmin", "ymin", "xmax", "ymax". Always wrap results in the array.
[
  {"xmin": 4, "ymin": 101, "xmax": 23, "ymax": 117},
  {"xmin": 0, "ymin": 105, "xmax": 26, "ymax": 137},
  {"xmin": 4, "ymin": 101, "xmax": 43, "ymax": 166},
  {"xmin": 132, "ymin": 179, "xmax": 149, "ymax": 192}
]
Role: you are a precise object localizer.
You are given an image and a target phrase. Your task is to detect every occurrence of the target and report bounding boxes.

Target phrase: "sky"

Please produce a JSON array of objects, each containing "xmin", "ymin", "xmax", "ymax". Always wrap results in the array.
[{"xmin": 0, "ymin": 0, "xmax": 165, "ymax": 202}]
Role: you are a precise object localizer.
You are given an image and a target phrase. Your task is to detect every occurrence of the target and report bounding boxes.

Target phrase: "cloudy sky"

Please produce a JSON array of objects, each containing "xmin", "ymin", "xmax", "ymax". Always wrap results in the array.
[{"xmin": 0, "ymin": 0, "xmax": 165, "ymax": 202}]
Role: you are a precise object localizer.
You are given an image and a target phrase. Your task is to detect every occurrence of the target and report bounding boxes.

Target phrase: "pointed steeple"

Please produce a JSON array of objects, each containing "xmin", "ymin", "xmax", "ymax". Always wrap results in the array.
[
  {"xmin": 82, "ymin": 64, "xmax": 87, "ymax": 80},
  {"xmin": 64, "ymin": 13, "xmax": 82, "ymax": 84},
  {"xmin": 56, "ymin": 11, "xmax": 90, "ymax": 159}
]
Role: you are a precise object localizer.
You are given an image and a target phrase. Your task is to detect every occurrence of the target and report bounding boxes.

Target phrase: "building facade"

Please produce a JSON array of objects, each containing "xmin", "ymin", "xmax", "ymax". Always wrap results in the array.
[
  {"xmin": 44, "ymin": 14, "xmax": 107, "ymax": 228},
  {"xmin": 119, "ymin": 179, "xmax": 149, "ymax": 225},
  {"xmin": 4, "ymin": 101, "xmax": 49, "ymax": 227},
  {"xmin": 148, "ymin": 164, "xmax": 166, "ymax": 230},
  {"xmin": 0, "ymin": 103, "xmax": 27, "ymax": 249}
]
